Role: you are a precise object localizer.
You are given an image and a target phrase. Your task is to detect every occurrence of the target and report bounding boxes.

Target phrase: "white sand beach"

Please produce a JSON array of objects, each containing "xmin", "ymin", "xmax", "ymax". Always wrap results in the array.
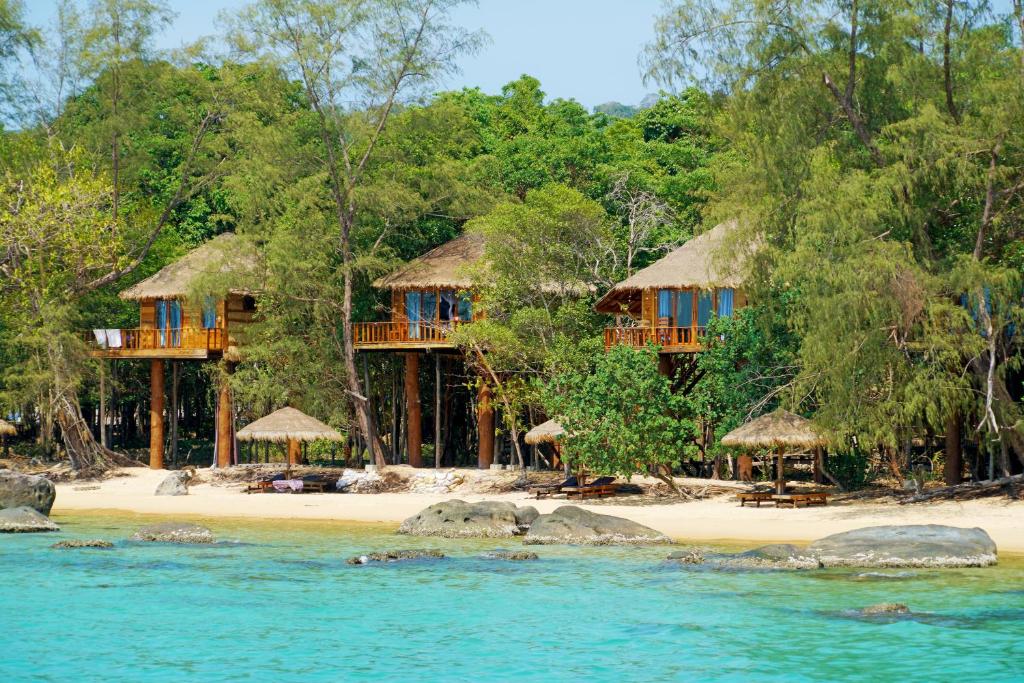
[{"xmin": 49, "ymin": 467, "xmax": 1024, "ymax": 552}]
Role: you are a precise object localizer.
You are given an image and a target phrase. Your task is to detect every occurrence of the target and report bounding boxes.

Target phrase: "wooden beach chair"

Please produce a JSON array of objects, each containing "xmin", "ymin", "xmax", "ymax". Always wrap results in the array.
[
  {"xmin": 529, "ymin": 475, "xmax": 577, "ymax": 499},
  {"xmin": 562, "ymin": 476, "xmax": 618, "ymax": 500},
  {"xmin": 737, "ymin": 491, "xmax": 774, "ymax": 507},
  {"xmin": 772, "ymin": 492, "xmax": 829, "ymax": 508},
  {"xmin": 244, "ymin": 473, "xmax": 286, "ymax": 494}
]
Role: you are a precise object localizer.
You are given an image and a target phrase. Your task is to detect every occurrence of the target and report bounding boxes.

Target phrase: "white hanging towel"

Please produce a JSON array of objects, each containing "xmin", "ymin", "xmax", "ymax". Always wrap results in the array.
[
  {"xmin": 92, "ymin": 329, "xmax": 108, "ymax": 348},
  {"xmin": 105, "ymin": 329, "xmax": 123, "ymax": 348}
]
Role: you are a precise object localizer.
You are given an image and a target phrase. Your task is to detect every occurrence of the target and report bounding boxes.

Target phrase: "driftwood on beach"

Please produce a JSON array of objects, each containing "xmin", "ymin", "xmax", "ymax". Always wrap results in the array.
[{"xmin": 899, "ymin": 474, "xmax": 1024, "ymax": 504}]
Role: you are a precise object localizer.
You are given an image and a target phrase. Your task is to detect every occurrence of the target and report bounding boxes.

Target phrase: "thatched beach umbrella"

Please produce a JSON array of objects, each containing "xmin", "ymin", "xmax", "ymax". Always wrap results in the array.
[
  {"xmin": 0, "ymin": 419, "xmax": 15, "ymax": 458},
  {"xmin": 237, "ymin": 407, "xmax": 344, "ymax": 466},
  {"xmin": 720, "ymin": 409, "xmax": 829, "ymax": 494},
  {"xmin": 525, "ymin": 419, "xmax": 565, "ymax": 445}
]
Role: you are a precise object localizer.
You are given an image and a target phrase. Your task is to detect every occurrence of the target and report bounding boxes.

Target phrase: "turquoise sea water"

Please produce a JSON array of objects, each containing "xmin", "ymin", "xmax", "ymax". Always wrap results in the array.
[{"xmin": 2, "ymin": 513, "xmax": 1023, "ymax": 683}]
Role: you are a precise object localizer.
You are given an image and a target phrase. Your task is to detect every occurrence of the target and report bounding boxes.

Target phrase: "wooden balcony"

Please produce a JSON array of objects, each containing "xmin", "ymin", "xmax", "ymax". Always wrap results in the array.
[
  {"xmin": 353, "ymin": 320, "xmax": 465, "ymax": 351},
  {"xmin": 604, "ymin": 326, "xmax": 706, "ymax": 354},
  {"xmin": 85, "ymin": 327, "xmax": 227, "ymax": 359}
]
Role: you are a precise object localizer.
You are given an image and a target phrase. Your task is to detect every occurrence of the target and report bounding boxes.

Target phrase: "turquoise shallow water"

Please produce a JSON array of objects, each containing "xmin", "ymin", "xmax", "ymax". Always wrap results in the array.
[{"xmin": 2, "ymin": 513, "xmax": 1023, "ymax": 682}]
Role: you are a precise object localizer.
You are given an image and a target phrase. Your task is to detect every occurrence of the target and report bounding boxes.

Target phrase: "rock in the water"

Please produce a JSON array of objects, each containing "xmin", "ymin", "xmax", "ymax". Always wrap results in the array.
[
  {"xmin": 154, "ymin": 471, "xmax": 191, "ymax": 496},
  {"xmin": 398, "ymin": 500, "xmax": 526, "ymax": 538},
  {"xmin": 523, "ymin": 506, "xmax": 671, "ymax": 545},
  {"xmin": 807, "ymin": 525, "xmax": 997, "ymax": 568},
  {"xmin": 0, "ymin": 505, "xmax": 60, "ymax": 532},
  {"xmin": 0, "ymin": 469, "xmax": 56, "ymax": 514},
  {"xmin": 51, "ymin": 539, "xmax": 114, "ymax": 549},
  {"xmin": 667, "ymin": 548, "xmax": 705, "ymax": 564},
  {"xmin": 482, "ymin": 550, "xmax": 539, "ymax": 561},
  {"xmin": 859, "ymin": 602, "xmax": 910, "ymax": 615},
  {"xmin": 514, "ymin": 506, "xmax": 539, "ymax": 530},
  {"xmin": 346, "ymin": 549, "xmax": 445, "ymax": 564},
  {"xmin": 130, "ymin": 522, "xmax": 213, "ymax": 544}
]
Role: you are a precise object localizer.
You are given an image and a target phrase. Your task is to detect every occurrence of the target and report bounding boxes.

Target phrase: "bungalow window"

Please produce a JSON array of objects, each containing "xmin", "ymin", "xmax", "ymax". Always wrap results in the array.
[
  {"xmin": 439, "ymin": 290, "xmax": 457, "ymax": 323},
  {"xmin": 405, "ymin": 291, "xmax": 422, "ymax": 339},
  {"xmin": 657, "ymin": 289, "xmax": 673, "ymax": 320},
  {"xmin": 716, "ymin": 288, "xmax": 734, "ymax": 318},
  {"xmin": 202, "ymin": 296, "xmax": 217, "ymax": 329},
  {"xmin": 697, "ymin": 291, "xmax": 714, "ymax": 328},
  {"xmin": 155, "ymin": 298, "xmax": 182, "ymax": 347},
  {"xmin": 457, "ymin": 293, "xmax": 472, "ymax": 321}
]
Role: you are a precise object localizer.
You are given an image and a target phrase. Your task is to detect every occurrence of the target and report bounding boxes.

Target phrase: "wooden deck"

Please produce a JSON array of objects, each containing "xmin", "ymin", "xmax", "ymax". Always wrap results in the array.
[
  {"xmin": 353, "ymin": 320, "xmax": 465, "ymax": 351},
  {"xmin": 603, "ymin": 326, "xmax": 706, "ymax": 353},
  {"xmin": 85, "ymin": 327, "xmax": 226, "ymax": 359}
]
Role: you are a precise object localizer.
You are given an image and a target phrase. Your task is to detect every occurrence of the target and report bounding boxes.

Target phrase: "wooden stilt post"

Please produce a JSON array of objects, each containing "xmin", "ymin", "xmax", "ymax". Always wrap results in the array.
[
  {"xmin": 287, "ymin": 438, "xmax": 301, "ymax": 466},
  {"xmin": 216, "ymin": 367, "xmax": 233, "ymax": 468},
  {"xmin": 776, "ymin": 447, "xmax": 785, "ymax": 495},
  {"xmin": 149, "ymin": 359, "xmax": 164, "ymax": 470},
  {"xmin": 170, "ymin": 361, "xmax": 179, "ymax": 467},
  {"xmin": 944, "ymin": 413, "xmax": 963, "ymax": 486},
  {"xmin": 813, "ymin": 446, "xmax": 824, "ymax": 484},
  {"xmin": 434, "ymin": 354, "xmax": 443, "ymax": 468},
  {"xmin": 404, "ymin": 352, "xmax": 422, "ymax": 467},
  {"xmin": 477, "ymin": 380, "xmax": 495, "ymax": 469},
  {"xmin": 99, "ymin": 360, "xmax": 108, "ymax": 448}
]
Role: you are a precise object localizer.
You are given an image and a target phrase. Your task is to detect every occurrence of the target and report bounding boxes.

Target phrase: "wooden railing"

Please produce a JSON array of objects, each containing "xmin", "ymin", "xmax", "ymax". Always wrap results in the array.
[
  {"xmin": 85, "ymin": 327, "xmax": 226, "ymax": 353},
  {"xmin": 604, "ymin": 326, "xmax": 706, "ymax": 352},
  {"xmin": 353, "ymin": 320, "xmax": 465, "ymax": 347}
]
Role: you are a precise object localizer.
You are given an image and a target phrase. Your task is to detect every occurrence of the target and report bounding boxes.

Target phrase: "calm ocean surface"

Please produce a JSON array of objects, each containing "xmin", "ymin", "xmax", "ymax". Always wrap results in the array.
[{"xmin": 2, "ymin": 513, "xmax": 1023, "ymax": 682}]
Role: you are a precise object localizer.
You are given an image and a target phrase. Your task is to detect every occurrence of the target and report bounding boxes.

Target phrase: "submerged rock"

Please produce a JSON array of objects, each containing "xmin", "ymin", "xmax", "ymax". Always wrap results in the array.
[
  {"xmin": 523, "ymin": 506, "xmax": 671, "ymax": 546},
  {"xmin": 807, "ymin": 525, "xmax": 997, "ymax": 568},
  {"xmin": 0, "ymin": 505, "xmax": 59, "ymax": 532},
  {"xmin": 860, "ymin": 602, "xmax": 910, "ymax": 615},
  {"xmin": 154, "ymin": 471, "xmax": 191, "ymax": 496},
  {"xmin": 130, "ymin": 522, "xmax": 213, "ymax": 544},
  {"xmin": 51, "ymin": 539, "xmax": 114, "ymax": 549},
  {"xmin": 0, "ymin": 469, "xmax": 56, "ymax": 515},
  {"xmin": 667, "ymin": 548, "xmax": 705, "ymax": 564},
  {"xmin": 398, "ymin": 500, "xmax": 526, "ymax": 538},
  {"xmin": 676, "ymin": 544, "xmax": 820, "ymax": 570},
  {"xmin": 482, "ymin": 550, "xmax": 539, "ymax": 561},
  {"xmin": 347, "ymin": 549, "xmax": 446, "ymax": 565}
]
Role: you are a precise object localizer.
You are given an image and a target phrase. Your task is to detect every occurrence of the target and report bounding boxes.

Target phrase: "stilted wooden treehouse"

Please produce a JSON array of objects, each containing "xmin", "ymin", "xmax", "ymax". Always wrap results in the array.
[
  {"xmin": 354, "ymin": 233, "xmax": 497, "ymax": 468},
  {"xmin": 86, "ymin": 233, "xmax": 257, "ymax": 469},
  {"xmin": 596, "ymin": 220, "xmax": 748, "ymax": 355}
]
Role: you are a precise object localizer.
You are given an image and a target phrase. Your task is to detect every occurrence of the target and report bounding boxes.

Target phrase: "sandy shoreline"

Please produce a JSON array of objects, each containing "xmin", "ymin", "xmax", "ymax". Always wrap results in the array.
[{"xmin": 51, "ymin": 467, "xmax": 1024, "ymax": 552}]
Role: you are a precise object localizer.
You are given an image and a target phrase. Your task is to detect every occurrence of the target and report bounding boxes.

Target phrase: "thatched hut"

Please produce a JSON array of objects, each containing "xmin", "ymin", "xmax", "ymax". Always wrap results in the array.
[
  {"xmin": 721, "ymin": 409, "xmax": 829, "ymax": 494},
  {"xmin": 237, "ymin": 407, "xmax": 344, "ymax": 466},
  {"xmin": 524, "ymin": 419, "xmax": 565, "ymax": 445},
  {"xmin": 0, "ymin": 419, "xmax": 15, "ymax": 458},
  {"xmin": 596, "ymin": 220, "xmax": 752, "ymax": 353}
]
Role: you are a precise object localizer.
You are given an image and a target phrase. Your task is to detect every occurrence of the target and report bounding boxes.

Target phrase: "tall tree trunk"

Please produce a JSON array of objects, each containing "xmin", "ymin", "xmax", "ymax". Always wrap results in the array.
[{"xmin": 945, "ymin": 413, "xmax": 963, "ymax": 485}]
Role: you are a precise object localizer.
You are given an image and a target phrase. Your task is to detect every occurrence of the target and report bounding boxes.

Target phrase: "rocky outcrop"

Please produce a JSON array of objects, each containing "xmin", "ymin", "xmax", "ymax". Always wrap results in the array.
[
  {"xmin": 154, "ymin": 471, "xmax": 191, "ymax": 496},
  {"xmin": 130, "ymin": 522, "xmax": 214, "ymax": 544},
  {"xmin": 0, "ymin": 506, "xmax": 60, "ymax": 532},
  {"xmin": 482, "ymin": 550, "xmax": 539, "ymax": 561},
  {"xmin": 347, "ymin": 549, "xmax": 445, "ymax": 564},
  {"xmin": 0, "ymin": 469, "xmax": 56, "ymax": 515},
  {"xmin": 859, "ymin": 602, "xmax": 910, "ymax": 615},
  {"xmin": 667, "ymin": 548, "xmax": 705, "ymax": 564},
  {"xmin": 668, "ymin": 544, "xmax": 820, "ymax": 570},
  {"xmin": 523, "ymin": 506, "xmax": 671, "ymax": 546},
  {"xmin": 51, "ymin": 539, "xmax": 114, "ymax": 549},
  {"xmin": 807, "ymin": 525, "xmax": 997, "ymax": 568},
  {"xmin": 398, "ymin": 500, "xmax": 530, "ymax": 538},
  {"xmin": 514, "ymin": 506, "xmax": 539, "ymax": 530}
]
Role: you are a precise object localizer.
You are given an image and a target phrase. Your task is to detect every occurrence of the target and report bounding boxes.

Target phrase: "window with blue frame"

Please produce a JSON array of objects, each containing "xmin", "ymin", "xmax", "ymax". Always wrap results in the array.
[
  {"xmin": 697, "ymin": 291, "xmax": 714, "ymax": 327},
  {"xmin": 202, "ymin": 297, "xmax": 217, "ymax": 329},
  {"xmin": 168, "ymin": 300, "xmax": 182, "ymax": 347},
  {"xmin": 657, "ymin": 289, "xmax": 673, "ymax": 320},
  {"xmin": 676, "ymin": 290, "xmax": 694, "ymax": 327},
  {"xmin": 717, "ymin": 288, "xmax": 735, "ymax": 318},
  {"xmin": 155, "ymin": 300, "xmax": 167, "ymax": 346},
  {"xmin": 405, "ymin": 291, "xmax": 422, "ymax": 339}
]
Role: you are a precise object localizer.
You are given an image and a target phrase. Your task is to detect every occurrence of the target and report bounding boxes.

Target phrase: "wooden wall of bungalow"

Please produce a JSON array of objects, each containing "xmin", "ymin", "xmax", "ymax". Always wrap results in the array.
[{"xmin": 134, "ymin": 293, "xmax": 255, "ymax": 353}]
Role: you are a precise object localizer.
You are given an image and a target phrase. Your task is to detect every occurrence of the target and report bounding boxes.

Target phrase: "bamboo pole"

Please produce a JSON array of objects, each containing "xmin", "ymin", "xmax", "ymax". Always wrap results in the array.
[{"xmin": 149, "ymin": 359, "xmax": 164, "ymax": 470}]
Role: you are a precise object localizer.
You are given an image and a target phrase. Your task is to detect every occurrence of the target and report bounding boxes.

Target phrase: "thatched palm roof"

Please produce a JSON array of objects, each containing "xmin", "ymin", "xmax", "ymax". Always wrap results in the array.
[
  {"xmin": 374, "ymin": 233, "xmax": 483, "ymax": 290},
  {"xmin": 0, "ymin": 419, "xmax": 16, "ymax": 437},
  {"xmin": 720, "ymin": 409, "xmax": 829, "ymax": 450},
  {"xmin": 236, "ymin": 407, "xmax": 344, "ymax": 443},
  {"xmin": 120, "ymin": 233, "xmax": 258, "ymax": 301},
  {"xmin": 525, "ymin": 419, "xmax": 565, "ymax": 445},
  {"xmin": 595, "ymin": 220, "xmax": 748, "ymax": 313}
]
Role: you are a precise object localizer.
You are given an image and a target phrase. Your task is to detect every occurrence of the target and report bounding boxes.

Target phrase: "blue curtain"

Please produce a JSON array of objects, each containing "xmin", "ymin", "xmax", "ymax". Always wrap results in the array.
[
  {"xmin": 169, "ymin": 300, "xmax": 182, "ymax": 346},
  {"xmin": 156, "ymin": 300, "xmax": 167, "ymax": 347},
  {"xmin": 717, "ymin": 288, "xmax": 735, "ymax": 318},
  {"xmin": 405, "ymin": 291, "xmax": 421, "ymax": 339},
  {"xmin": 421, "ymin": 290, "xmax": 437, "ymax": 323},
  {"xmin": 657, "ymin": 289, "xmax": 672, "ymax": 319},
  {"xmin": 202, "ymin": 297, "xmax": 217, "ymax": 329},
  {"xmin": 676, "ymin": 290, "xmax": 693, "ymax": 327},
  {"xmin": 458, "ymin": 294, "xmax": 472, "ymax": 321},
  {"xmin": 697, "ymin": 291, "xmax": 713, "ymax": 327}
]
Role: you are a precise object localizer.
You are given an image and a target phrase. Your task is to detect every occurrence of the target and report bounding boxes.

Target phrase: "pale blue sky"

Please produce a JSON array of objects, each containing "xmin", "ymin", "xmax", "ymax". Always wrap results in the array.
[{"xmin": 25, "ymin": 0, "xmax": 664, "ymax": 109}]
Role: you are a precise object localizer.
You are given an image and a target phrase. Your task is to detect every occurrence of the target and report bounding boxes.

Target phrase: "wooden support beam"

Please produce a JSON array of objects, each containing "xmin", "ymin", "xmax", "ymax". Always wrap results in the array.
[
  {"xmin": 149, "ymin": 359, "xmax": 164, "ymax": 470},
  {"xmin": 216, "ymin": 368, "xmax": 233, "ymax": 468},
  {"xmin": 776, "ymin": 447, "xmax": 786, "ymax": 495},
  {"xmin": 405, "ymin": 352, "xmax": 422, "ymax": 467},
  {"xmin": 945, "ymin": 413, "xmax": 963, "ymax": 486},
  {"xmin": 287, "ymin": 438, "xmax": 301, "ymax": 466},
  {"xmin": 434, "ymin": 354, "xmax": 443, "ymax": 468},
  {"xmin": 477, "ymin": 380, "xmax": 495, "ymax": 469},
  {"xmin": 813, "ymin": 446, "xmax": 825, "ymax": 484}
]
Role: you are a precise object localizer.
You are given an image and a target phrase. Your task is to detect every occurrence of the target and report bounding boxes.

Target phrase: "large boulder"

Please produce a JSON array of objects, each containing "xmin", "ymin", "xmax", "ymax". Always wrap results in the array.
[
  {"xmin": 0, "ymin": 469, "xmax": 56, "ymax": 515},
  {"xmin": 130, "ymin": 522, "xmax": 214, "ymax": 544},
  {"xmin": 523, "ymin": 506, "xmax": 671, "ymax": 546},
  {"xmin": 0, "ymin": 506, "xmax": 60, "ymax": 532},
  {"xmin": 154, "ymin": 471, "xmax": 191, "ymax": 496},
  {"xmin": 398, "ymin": 500, "xmax": 524, "ymax": 538},
  {"xmin": 807, "ymin": 525, "xmax": 997, "ymax": 568}
]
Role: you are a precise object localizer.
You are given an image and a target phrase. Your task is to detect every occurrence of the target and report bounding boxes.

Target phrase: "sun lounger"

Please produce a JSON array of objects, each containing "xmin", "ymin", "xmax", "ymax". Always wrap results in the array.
[
  {"xmin": 772, "ymin": 492, "xmax": 829, "ymax": 508},
  {"xmin": 737, "ymin": 492, "xmax": 775, "ymax": 507},
  {"xmin": 244, "ymin": 473, "xmax": 286, "ymax": 494},
  {"xmin": 562, "ymin": 476, "xmax": 618, "ymax": 499},
  {"xmin": 529, "ymin": 476, "xmax": 577, "ymax": 499}
]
